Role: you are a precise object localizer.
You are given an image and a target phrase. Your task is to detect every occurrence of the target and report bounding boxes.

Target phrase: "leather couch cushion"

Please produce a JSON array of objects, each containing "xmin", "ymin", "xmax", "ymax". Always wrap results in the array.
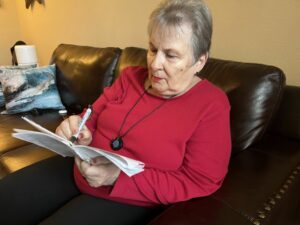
[
  {"xmin": 51, "ymin": 44, "xmax": 122, "ymax": 114},
  {"xmin": 0, "ymin": 144, "xmax": 55, "ymax": 175},
  {"xmin": 269, "ymin": 85, "xmax": 300, "ymax": 140},
  {"xmin": 199, "ymin": 59, "xmax": 286, "ymax": 153},
  {"xmin": 114, "ymin": 47, "xmax": 147, "ymax": 79},
  {"xmin": 149, "ymin": 197, "xmax": 250, "ymax": 225},
  {"xmin": 0, "ymin": 110, "xmax": 63, "ymax": 155},
  {"xmin": 212, "ymin": 142, "xmax": 300, "ymax": 225},
  {"xmin": 0, "ymin": 109, "xmax": 64, "ymax": 176}
]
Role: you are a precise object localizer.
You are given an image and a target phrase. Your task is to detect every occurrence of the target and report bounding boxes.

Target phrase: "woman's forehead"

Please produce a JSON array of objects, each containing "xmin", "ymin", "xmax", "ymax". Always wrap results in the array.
[{"xmin": 150, "ymin": 23, "xmax": 192, "ymax": 43}]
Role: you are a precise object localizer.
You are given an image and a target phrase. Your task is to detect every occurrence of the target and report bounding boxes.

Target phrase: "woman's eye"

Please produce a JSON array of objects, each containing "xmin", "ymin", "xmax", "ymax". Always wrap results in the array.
[
  {"xmin": 167, "ymin": 54, "xmax": 176, "ymax": 58},
  {"xmin": 166, "ymin": 54, "xmax": 177, "ymax": 59},
  {"xmin": 165, "ymin": 51, "xmax": 178, "ymax": 59}
]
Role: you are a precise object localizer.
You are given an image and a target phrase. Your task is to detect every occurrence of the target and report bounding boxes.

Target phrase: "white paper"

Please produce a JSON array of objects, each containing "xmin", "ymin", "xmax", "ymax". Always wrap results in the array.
[{"xmin": 12, "ymin": 117, "xmax": 144, "ymax": 177}]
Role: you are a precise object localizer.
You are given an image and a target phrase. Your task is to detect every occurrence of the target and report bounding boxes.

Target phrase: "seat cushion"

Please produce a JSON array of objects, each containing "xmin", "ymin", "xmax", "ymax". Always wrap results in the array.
[
  {"xmin": 0, "ymin": 110, "xmax": 63, "ymax": 155},
  {"xmin": 0, "ymin": 144, "xmax": 56, "ymax": 175},
  {"xmin": 0, "ymin": 110, "xmax": 64, "ymax": 176}
]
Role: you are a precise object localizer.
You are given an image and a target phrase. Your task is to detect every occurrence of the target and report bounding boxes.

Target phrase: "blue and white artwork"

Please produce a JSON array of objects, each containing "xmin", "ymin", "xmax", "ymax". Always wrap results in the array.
[
  {"xmin": 0, "ymin": 64, "xmax": 65, "ymax": 114},
  {"xmin": 0, "ymin": 84, "xmax": 4, "ymax": 107},
  {"xmin": 0, "ymin": 64, "xmax": 36, "ymax": 108}
]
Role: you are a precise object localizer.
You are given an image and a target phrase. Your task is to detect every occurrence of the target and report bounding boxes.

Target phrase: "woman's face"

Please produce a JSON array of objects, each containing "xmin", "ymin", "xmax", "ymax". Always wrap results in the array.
[{"xmin": 147, "ymin": 24, "xmax": 206, "ymax": 98}]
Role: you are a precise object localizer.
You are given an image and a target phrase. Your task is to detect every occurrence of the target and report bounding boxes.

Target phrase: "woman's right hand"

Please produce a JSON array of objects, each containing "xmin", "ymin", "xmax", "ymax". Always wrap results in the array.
[{"xmin": 55, "ymin": 115, "xmax": 92, "ymax": 146}]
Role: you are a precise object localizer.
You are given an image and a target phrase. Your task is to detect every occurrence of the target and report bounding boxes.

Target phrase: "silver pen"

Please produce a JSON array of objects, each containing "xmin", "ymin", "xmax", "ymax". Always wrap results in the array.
[{"xmin": 70, "ymin": 105, "xmax": 93, "ymax": 143}]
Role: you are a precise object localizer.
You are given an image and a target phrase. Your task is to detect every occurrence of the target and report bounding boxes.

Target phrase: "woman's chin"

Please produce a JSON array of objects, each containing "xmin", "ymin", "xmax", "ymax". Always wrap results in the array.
[
  {"xmin": 150, "ymin": 86, "xmax": 171, "ymax": 97},
  {"xmin": 151, "ymin": 82, "xmax": 163, "ymax": 90}
]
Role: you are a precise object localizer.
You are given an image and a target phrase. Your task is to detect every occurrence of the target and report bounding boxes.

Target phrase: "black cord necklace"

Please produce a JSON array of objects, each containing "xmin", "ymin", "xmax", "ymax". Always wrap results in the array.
[{"xmin": 110, "ymin": 86, "xmax": 167, "ymax": 150}]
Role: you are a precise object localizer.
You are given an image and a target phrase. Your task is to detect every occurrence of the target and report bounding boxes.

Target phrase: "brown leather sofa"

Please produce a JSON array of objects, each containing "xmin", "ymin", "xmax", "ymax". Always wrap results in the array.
[{"xmin": 1, "ymin": 44, "xmax": 299, "ymax": 225}]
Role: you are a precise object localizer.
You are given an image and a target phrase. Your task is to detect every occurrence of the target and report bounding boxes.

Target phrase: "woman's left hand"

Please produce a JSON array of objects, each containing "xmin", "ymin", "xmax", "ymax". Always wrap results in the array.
[{"xmin": 75, "ymin": 156, "xmax": 121, "ymax": 187}]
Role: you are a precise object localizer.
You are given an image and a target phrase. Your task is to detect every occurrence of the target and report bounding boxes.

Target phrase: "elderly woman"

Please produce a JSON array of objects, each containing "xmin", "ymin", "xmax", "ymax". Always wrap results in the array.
[{"xmin": 0, "ymin": 0, "xmax": 231, "ymax": 225}]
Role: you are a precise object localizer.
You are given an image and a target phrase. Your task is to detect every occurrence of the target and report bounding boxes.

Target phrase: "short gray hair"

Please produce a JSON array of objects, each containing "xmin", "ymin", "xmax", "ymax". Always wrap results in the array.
[{"xmin": 148, "ymin": 0, "xmax": 212, "ymax": 62}]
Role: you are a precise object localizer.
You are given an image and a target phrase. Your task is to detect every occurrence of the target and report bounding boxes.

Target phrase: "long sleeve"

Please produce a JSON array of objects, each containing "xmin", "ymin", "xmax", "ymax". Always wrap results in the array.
[
  {"xmin": 74, "ymin": 66, "xmax": 232, "ymax": 207},
  {"xmin": 110, "ymin": 101, "xmax": 231, "ymax": 205}
]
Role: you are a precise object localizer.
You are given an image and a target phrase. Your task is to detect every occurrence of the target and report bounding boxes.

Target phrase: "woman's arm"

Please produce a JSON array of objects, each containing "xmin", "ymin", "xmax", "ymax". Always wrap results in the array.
[
  {"xmin": 55, "ymin": 71, "xmax": 126, "ymax": 144},
  {"xmin": 110, "ymin": 103, "xmax": 231, "ymax": 205}
]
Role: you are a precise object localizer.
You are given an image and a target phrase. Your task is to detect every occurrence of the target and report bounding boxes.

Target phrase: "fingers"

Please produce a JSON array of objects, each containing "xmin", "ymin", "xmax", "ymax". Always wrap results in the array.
[
  {"xmin": 56, "ymin": 115, "xmax": 80, "ymax": 140},
  {"xmin": 74, "ymin": 156, "xmax": 120, "ymax": 187},
  {"xmin": 55, "ymin": 116, "xmax": 92, "ymax": 145},
  {"xmin": 75, "ymin": 157, "xmax": 100, "ymax": 186},
  {"xmin": 85, "ymin": 178, "xmax": 101, "ymax": 188},
  {"xmin": 55, "ymin": 120, "xmax": 70, "ymax": 140},
  {"xmin": 83, "ymin": 163, "xmax": 120, "ymax": 187},
  {"xmin": 91, "ymin": 156, "xmax": 111, "ymax": 165},
  {"xmin": 75, "ymin": 156, "xmax": 91, "ymax": 177},
  {"xmin": 77, "ymin": 126, "xmax": 92, "ymax": 145}
]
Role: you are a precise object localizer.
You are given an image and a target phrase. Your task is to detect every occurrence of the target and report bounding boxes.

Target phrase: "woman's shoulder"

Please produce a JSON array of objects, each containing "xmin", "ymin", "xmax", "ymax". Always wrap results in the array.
[
  {"xmin": 119, "ymin": 66, "xmax": 148, "ymax": 88},
  {"xmin": 199, "ymin": 79, "xmax": 226, "ymax": 95},
  {"xmin": 195, "ymin": 79, "xmax": 230, "ymax": 109},
  {"xmin": 120, "ymin": 66, "xmax": 147, "ymax": 79}
]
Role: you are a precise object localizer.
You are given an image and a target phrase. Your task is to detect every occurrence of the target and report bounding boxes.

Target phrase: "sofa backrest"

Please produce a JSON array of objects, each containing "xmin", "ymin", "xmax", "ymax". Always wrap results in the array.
[
  {"xmin": 198, "ymin": 59, "xmax": 286, "ymax": 153},
  {"xmin": 51, "ymin": 44, "xmax": 286, "ymax": 154},
  {"xmin": 51, "ymin": 44, "xmax": 121, "ymax": 114},
  {"xmin": 268, "ymin": 85, "xmax": 300, "ymax": 141},
  {"xmin": 115, "ymin": 47, "xmax": 286, "ymax": 153},
  {"xmin": 114, "ymin": 47, "xmax": 147, "ymax": 80}
]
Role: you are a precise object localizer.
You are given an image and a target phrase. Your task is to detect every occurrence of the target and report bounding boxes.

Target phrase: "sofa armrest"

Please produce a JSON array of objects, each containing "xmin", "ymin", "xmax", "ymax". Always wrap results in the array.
[
  {"xmin": 148, "ymin": 198, "xmax": 250, "ymax": 225},
  {"xmin": 269, "ymin": 85, "xmax": 300, "ymax": 140}
]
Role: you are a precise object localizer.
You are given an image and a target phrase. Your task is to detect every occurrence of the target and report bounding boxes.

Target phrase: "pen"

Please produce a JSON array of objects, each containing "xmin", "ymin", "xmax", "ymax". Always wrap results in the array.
[{"xmin": 70, "ymin": 105, "xmax": 93, "ymax": 143}]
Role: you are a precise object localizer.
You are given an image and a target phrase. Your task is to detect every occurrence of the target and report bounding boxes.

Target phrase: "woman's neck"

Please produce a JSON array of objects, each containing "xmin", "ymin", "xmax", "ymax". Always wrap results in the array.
[{"xmin": 145, "ymin": 76, "xmax": 201, "ymax": 99}]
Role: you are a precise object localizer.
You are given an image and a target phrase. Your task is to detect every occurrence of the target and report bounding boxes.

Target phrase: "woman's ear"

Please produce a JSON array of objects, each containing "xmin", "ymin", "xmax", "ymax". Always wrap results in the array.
[{"xmin": 194, "ymin": 53, "xmax": 208, "ymax": 72}]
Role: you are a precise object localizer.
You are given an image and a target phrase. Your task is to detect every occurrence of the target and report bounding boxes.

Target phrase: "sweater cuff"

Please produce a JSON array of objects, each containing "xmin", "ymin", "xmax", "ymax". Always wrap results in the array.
[{"xmin": 109, "ymin": 171, "xmax": 144, "ymax": 201}]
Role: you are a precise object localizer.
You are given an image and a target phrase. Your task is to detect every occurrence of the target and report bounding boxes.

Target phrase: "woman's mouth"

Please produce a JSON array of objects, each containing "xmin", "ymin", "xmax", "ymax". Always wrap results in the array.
[{"xmin": 152, "ymin": 76, "xmax": 163, "ymax": 82}]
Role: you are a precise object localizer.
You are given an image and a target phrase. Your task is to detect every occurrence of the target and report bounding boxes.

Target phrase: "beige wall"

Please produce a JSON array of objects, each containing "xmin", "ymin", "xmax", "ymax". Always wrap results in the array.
[
  {"xmin": 205, "ymin": 0, "xmax": 300, "ymax": 86},
  {"xmin": 1, "ymin": 0, "xmax": 299, "ymax": 85},
  {"xmin": 15, "ymin": 0, "xmax": 160, "ymax": 65},
  {"xmin": 0, "ymin": 0, "xmax": 23, "ymax": 65}
]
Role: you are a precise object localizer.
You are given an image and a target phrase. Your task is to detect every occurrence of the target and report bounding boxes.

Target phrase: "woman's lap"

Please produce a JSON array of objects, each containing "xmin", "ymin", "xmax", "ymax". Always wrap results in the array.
[
  {"xmin": 39, "ymin": 194, "xmax": 164, "ymax": 225},
  {"xmin": 0, "ymin": 155, "xmax": 79, "ymax": 225},
  {"xmin": 0, "ymin": 155, "xmax": 164, "ymax": 225}
]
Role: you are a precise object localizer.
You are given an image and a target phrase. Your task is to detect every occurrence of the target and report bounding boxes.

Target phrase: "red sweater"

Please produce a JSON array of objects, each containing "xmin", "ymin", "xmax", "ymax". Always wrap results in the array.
[{"xmin": 74, "ymin": 66, "xmax": 231, "ymax": 207}]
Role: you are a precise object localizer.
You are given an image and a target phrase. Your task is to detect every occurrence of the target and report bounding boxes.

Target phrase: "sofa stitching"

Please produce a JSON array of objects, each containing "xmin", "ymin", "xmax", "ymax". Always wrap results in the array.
[
  {"xmin": 211, "ymin": 195, "xmax": 256, "ymax": 224},
  {"xmin": 212, "ymin": 164, "xmax": 300, "ymax": 225},
  {"xmin": 254, "ymin": 164, "xmax": 300, "ymax": 225}
]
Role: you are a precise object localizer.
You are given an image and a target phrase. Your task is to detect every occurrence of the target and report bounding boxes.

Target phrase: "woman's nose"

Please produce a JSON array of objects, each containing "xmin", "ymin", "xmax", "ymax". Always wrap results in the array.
[{"xmin": 150, "ymin": 52, "xmax": 163, "ymax": 70}]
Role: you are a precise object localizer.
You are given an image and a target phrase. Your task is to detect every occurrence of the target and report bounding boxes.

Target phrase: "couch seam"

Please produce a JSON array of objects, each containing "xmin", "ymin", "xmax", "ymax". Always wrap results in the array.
[
  {"xmin": 212, "ymin": 163, "xmax": 300, "ymax": 225},
  {"xmin": 211, "ymin": 195, "xmax": 257, "ymax": 224}
]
